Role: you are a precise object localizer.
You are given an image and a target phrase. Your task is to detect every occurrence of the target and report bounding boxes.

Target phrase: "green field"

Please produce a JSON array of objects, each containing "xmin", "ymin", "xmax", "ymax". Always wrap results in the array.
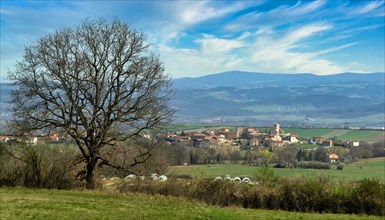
[
  {"xmin": 0, "ymin": 187, "xmax": 382, "ymax": 220},
  {"xmin": 285, "ymin": 128, "xmax": 336, "ymax": 139},
  {"xmin": 336, "ymin": 130, "xmax": 384, "ymax": 140},
  {"xmin": 281, "ymin": 128, "xmax": 384, "ymax": 141},
  {"xmin": 167, "ymin": 158, "xmax": 385, "ymax": 181}
]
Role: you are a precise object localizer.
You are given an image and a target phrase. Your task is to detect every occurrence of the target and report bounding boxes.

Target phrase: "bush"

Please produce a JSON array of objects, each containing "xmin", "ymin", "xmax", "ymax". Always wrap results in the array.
[
  {"xmin": 349, "ymin": 178, "xmax": 385, "ymax": 216},
  {"xmin": 279, "ymin": 176, "xmax": 333, "ymax": 212},
  {"xmin": 294, "ymin": 161, "xmax": 330, "ymax": 169},
  {"xmin": 188, "ymin": 178, "xmax": 239, "ymax": 206},
  {"xmin": 274, "ymin": 163, "xmax": 287, "ymax": 168},
  {"xmin": 116, "ymin": 175, "xmax": 384, "ymax": 216},
  {"xmin": 0, "ymin": 143, "xmax": 79, "ymax": 189},
  {"xmin": 336, "ymin": 164, "xmax": 344, "ymax": 170},
  {"xmin": 255, "ymin": 166, "xmax": 277, "ymax": 186}
]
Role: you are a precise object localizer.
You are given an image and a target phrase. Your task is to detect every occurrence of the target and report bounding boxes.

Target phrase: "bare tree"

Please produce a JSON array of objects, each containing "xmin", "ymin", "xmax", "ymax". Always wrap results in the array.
[{"xmin": 9, "ymin": 18, "xmax": 173, "ymax": 188}]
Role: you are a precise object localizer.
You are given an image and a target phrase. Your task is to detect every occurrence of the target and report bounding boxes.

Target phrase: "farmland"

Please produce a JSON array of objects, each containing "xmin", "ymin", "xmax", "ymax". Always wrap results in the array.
[
  {"xmin": 0, "ymin": 187, "xmax": 382, "ymax": 220},
  {"xmin": 167, "ymin": 157, "xmax": 385, "ymax": 181}
]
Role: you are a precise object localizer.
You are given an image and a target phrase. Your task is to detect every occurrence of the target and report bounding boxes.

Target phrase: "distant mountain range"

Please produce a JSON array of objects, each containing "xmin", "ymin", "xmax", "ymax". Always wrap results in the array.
[
  {"xmin": 171, "ymin": 71, "xmax": 385, "ymax": 127},
  {"xmin": 1, "ymin": 71, "xmax": 384, "ymax": 130},
  {"xmin": 173, "ymin": 71, "xmax": 385, "ymax": 89}
]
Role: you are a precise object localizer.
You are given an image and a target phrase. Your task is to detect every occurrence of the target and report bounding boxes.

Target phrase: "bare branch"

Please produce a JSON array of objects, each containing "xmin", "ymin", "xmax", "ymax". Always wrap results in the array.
[{"xmin": 9, "ymin": 18, "xmax": 173, "ymax": 188}]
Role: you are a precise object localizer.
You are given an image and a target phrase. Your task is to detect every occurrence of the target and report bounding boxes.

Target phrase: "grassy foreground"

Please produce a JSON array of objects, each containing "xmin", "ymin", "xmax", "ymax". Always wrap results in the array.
[{"xmin": 0, "ymin": 187, "xmax": 382, "ymax": 220}]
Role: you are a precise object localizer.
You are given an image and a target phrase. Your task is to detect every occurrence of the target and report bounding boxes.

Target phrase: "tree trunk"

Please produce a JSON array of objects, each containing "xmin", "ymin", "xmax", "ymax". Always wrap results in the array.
[{"xmin": 85, "ymin": 157, "xmax": 97, "ymax": 189}]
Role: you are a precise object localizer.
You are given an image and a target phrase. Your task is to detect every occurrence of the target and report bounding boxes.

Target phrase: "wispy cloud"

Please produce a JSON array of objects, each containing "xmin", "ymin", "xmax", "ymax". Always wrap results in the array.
[
  {"xmin": 316, "ymin": 42, "xmax": 357, "ymax": 55},
  {"xmin": 158, "ymin": 1, "xmax": 256, "ymax": 41},
  {"xmin": 225, "ymin": 1, "xmax": 326, "ymax": 32},
  {"xmin": 1, "ymin": 1, "xmax": 383, "ymax": 78},
  {"xmin": 158, "ymin": 21, "xmax": 352, "ymax": 77},
  {"xmin": 247, "ymin": 22, "xmax": 348, "ymax": 75},
  {"xmin": 195, "ymin": 34, "xmax": 245, "ymax": 53},
  {"xmin": 176, "ymin": 1, "xmax": 249, "ymax": 24},
  {"xmin": 348, "ymin": 0, "xmax": 385, "ymax": 16},
  {"xmin": 282, "ymin": 23, "xmax": 332, "ymax": 46}
]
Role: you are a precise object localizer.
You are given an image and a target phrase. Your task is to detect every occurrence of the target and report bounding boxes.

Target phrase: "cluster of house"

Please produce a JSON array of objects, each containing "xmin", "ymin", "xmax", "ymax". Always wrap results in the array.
[
  {"xmin": 165, "ymin": 123, "xmax": 302, "ymax": 152},
  {"xmin": 0, "ymin": 133, "xmax": 61, "ymax": 144},
  {"xmin": 308, "ymin": 137, "xmax": 360, "ymax": 163},
  {"xmin": 309, "ymin": 136, "xmax": 360, "ymax": 148},
  {"xmin": 165, "ymin": 123, "xmax": 362, "ymax": 163}
]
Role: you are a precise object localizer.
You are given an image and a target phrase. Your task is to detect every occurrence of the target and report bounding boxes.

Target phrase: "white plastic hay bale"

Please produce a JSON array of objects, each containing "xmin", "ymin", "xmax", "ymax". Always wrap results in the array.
[
  {"xmin": 102, "ymin": 176, "xmax": 122, "ymax": 187},
  {"xmin": 214, "ymin": 176, "xmax": 223, "ymax": 181},
  {"xmin": 110, "ymin": 177, "xmax": 122, "ymax": 183},
  {"xmin": 124, "ymin": 174, "xmax": 137, "ymax": 181},
  {"xmin": 233, "ymin": 177, "xmax": 241, "ymax": 182},
  {"xmin": 158, "ymin": 175, "xmax": 168, "ymax": 182},
  {"xmin": 148, "ymin": 173, "xmax": 159, "ymax": 180},
  {"xmin": 224, "ymin": 175, "xmax": 232, "ymax": 181},
  {"xmin": 242, "ymin": 177, "xmax": 251, "ymax": 183}
]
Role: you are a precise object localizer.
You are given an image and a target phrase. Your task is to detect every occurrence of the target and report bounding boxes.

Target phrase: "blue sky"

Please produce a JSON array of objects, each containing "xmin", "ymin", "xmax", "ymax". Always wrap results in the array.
[{"xmin": 1, "ymin": 0, "xmax": 384, "ymax": 80}]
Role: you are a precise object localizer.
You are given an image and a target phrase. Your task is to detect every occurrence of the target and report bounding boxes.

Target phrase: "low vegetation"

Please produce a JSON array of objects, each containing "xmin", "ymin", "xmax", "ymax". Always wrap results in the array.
[
  {"xmin": 119, "ymin": 168, "xmax": 384, "ymax": 216},
  {"xmin": 1, "ymin": 187, "xmax": 383, "ymax": 220},
  {"xmin": 1, "ymin": 131, "xmax": 384, "ymax": 217}
]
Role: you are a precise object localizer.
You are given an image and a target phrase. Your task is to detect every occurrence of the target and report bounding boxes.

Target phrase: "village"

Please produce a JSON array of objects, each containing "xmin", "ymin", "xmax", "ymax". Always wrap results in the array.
[
  {"xmin": 0, "ymin": 123, "xmax": 363, "ymax": 164},
  {"xmin": 164, "ymin": 123, "xmax": 363, "ymax": 163}
]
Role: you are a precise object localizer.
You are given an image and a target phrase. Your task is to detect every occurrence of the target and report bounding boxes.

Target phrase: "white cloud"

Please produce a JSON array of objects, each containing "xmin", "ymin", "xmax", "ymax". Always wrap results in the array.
[
  {"xmin": 225, "ymin": 1, "xmax": 326, "ymax": 32},
  {"xmin": 282, "ymin": 23, "xmax": 332, "ymax": 45},
  {"xmin": 251, "ymin": 48, "xmax": 345, "ymax": 74},
  {"xmin": 177, "ymin": 1, "xmax": 259, "ymax": 24},
  {"xmin": 195, "ymin": 34, "xmax": 245, "ymax": 52},
  {"xmin": 1, "ymin": 1, "xmax": 383, "ymax": 79},
  {"xmin": 247, "ymin": 23, "xmax": 348, "ymax": 75},
  {"xmin": 349, "ymin": 1, "xmax": 384, "ymax": 15},
  {"xmin": 291, "ymin": 0, "xmax": 326, "ymax": 15},
  {"xmin": 156, "ymin": 1, "xmax": 256, "ymax": 41},
  {"xmin": 158, "ymin": 22, "xmax": 352, "ymax": 77},
  {"xmin": 157, "ymin": 44, "xmax": 242, "ymax": 78},
  {"xmin": 315, "ymin": 43, "xmax": 357, "ymax": 55}
]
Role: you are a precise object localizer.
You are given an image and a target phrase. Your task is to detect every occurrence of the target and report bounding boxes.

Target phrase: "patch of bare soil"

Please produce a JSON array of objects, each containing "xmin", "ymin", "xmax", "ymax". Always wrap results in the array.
[
  {"xmin": 363, "ymin": 133, "xmax": 385, "ymax": 142},
  {"xmin": 352, "ymin": 157, "xmax": 385, "ymax": 165}
]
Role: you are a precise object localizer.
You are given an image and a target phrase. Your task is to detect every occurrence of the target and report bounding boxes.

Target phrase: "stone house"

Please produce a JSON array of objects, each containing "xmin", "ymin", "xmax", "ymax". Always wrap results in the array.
[
  {"xmin": 322, "ymin": 140, "xmax": 333, "ymax": 147},
  {"xmin": 328, "ymin": 153, "xmax": 339, "ymax": 163}
]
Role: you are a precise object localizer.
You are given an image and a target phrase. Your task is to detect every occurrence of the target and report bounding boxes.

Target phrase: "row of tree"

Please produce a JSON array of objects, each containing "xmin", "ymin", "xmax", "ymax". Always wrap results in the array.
[{"xmin": 166, "ymin": 141, "xmax": 385, "ymax": 166}]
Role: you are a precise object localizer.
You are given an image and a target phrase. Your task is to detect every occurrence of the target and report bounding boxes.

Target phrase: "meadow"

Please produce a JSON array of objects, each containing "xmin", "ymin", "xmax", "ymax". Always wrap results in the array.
[
  {"xmin": 0, "ymin": 187, "xmax": 382, "ymax": 220},
  {"xmin": 167, "ymin": 157, "xmax": 385, "ymax": 181}
]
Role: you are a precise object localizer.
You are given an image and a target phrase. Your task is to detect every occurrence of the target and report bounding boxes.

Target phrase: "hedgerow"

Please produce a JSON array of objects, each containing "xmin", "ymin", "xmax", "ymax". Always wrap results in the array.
[{"xmin": 118, "ymin": 174, "xmax": 384, "ymax": 216}]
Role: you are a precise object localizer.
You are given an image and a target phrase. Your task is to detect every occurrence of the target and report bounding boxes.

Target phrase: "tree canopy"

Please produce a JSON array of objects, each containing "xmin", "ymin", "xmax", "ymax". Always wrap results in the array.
[{"xmin": 9, "ymin": 18, "xmax": 173, "ymax": 188}]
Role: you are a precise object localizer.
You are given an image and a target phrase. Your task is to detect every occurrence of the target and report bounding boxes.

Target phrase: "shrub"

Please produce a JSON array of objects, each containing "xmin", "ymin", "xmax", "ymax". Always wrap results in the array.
[
  {"xmin": 116, "ymin": 175, "xmax": 385, "ymax": 216},
  {"xmin": 349, "ymin": 178, "xmax": 385, "ymax": 216},
  {"xmin": 0, "ymin": 143, "xmax": 79, "ymax": 189},
  {"xmin": 274, "ymin": 163, "xmax": 287, "ymax": 168},
  {"xmin": 278, "ymin": 176, "xmax": 333, "ymax": 213},
  {"xmin": 188, "ymin": 178, "xmax": 239, "ymax": 206},
  {"xmin": 294, "ymin": 161, "xmax": 331, "ymax": 169},
  {"xmin": 0, "ymin": 144, "xmax": 24, "ymax": 186},
  {"xmin": 255, "ymin": 166, "xmax": 277, "ymax": 186}
]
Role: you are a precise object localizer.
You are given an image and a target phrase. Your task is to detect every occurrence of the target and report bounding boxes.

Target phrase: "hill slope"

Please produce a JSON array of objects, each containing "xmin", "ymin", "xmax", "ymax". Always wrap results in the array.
[
  {"xmin": 171, "ymin": 72, "xmax": 385, "ymax": 127},
  {"xmin": 1, "ymin": 72, "xmax": 384, "ymax": 129}
]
